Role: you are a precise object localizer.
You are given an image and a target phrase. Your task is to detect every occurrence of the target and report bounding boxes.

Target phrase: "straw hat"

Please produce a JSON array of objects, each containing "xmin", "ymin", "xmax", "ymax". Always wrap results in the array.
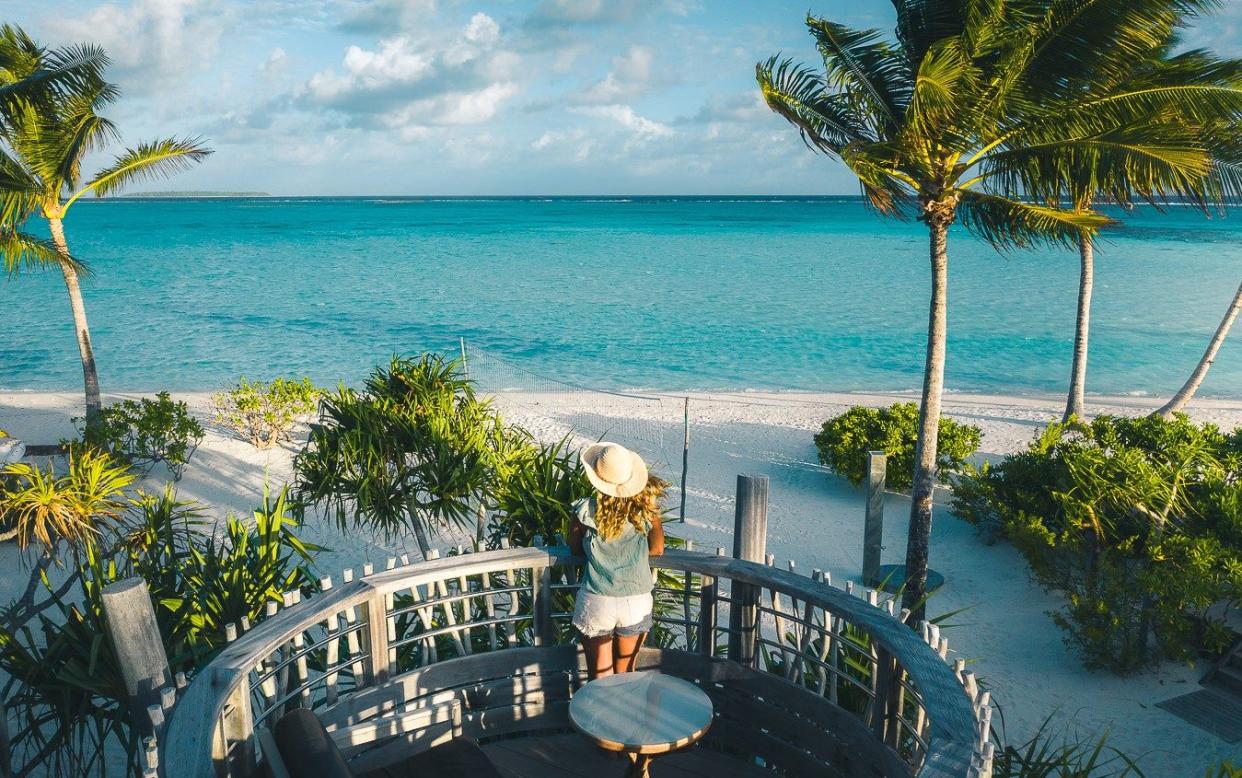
[{"xmin": 581, "ymin": 442, "xmax": 649, "ymax": 499}]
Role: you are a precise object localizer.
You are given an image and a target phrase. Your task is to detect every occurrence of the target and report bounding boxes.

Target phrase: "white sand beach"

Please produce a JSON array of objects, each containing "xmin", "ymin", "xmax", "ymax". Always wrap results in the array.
[{"xmin": 2, "ymin": 388, "xmax": 1241, "ymax": 774}]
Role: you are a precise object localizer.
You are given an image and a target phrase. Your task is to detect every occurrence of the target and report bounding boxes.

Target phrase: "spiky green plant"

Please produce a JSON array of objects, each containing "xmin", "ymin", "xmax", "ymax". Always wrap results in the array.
[
  {"xmin": 756, "ymin": 0, "xmax": 1242, "ymax": 619},
  {"xmin": 0, "ymin": 483, "xmax": 319, "ymax": 777},
  {"xmin": 295, "ymin": 354, "xmax": 499, "ymax": 558}
]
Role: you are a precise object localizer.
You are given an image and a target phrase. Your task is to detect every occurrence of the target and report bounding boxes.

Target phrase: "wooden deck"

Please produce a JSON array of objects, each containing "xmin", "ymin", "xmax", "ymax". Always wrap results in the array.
[{"xmin": 483, "ymin": 733, "xmax": 771, "ymax": 777}]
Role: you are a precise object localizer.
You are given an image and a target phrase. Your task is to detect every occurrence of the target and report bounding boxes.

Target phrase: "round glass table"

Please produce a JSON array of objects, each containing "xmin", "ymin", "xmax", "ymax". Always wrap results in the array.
[{"xmin": 568, "ymin": 671, "xmax": 714, "ymax": 777}]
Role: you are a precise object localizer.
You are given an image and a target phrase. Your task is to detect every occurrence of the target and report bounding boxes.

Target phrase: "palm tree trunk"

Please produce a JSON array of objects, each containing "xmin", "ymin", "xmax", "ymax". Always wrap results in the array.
[
  {"xmin": 903, "ymin": 216, "xmax": 950, "ymax": 621},
  {"xmin": 1063, "ymin": 233, "xmax": 1094, "ymax": 422},
  {"xmin": 1155, "ymin": 280, "xmax": 1242, "ymax": 418},
  {"xmin": 46, "ymin": 215, "xmax": 101, "ymax": 430}
]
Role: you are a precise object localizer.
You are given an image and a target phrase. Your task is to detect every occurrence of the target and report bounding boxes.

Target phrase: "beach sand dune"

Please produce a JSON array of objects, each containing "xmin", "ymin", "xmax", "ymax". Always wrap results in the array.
[{"xmin": 2, "ymin": 388, "xmax": 1241, "ymax": 774}]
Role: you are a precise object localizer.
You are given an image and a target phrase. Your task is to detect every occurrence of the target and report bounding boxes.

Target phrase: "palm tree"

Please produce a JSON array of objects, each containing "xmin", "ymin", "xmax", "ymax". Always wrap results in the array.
[
  {"xmin": 0, "ymin": 26, "xmax": 211, "ymax": 430},
  {"xmin": 756, "ymin": 0, "xmax": 1242, "ymax": 618},
  {"xmin": 1057, "ymin": 34, "xmax": 1242, "ymax": 422},
  {"xmin": 1155, "ymin": 279, "xmax": 1242, "ymax": 418}
]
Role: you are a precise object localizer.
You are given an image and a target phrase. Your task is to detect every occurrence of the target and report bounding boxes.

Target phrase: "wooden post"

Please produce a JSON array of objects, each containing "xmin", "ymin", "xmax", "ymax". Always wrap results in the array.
[
  {"xmin": 863, "ymin": 451, "xmax": 886, "ymax": 587},
  {"xmin": 728, "ymin": 475, "xmax": 768, "ymax": 667},
  {"xmin": 533, "ymin": 566, "xmax": 555, "ymax": 647},
  {"xmin": 678, "ymin": 397, "xmax": 690, "ymax": 523},
  {"xmin": 459, "ymin": 336, "xmax": 469, "ymax": 378},
  {"xmin": 101, "ymin": 578, "xmax": 170, "ymax": 737}
]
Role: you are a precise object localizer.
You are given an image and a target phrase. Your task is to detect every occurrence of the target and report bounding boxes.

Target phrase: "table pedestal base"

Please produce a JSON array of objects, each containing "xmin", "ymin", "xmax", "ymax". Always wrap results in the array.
[{"xmin": 625, "ymin": 753, "xmax": 651, "ymax": 778}]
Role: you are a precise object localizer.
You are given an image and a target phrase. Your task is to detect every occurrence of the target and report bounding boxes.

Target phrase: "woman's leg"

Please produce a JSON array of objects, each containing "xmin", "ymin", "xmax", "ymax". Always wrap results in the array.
[
  {"xmin": 580, "ymin": 632, "xmax": 615, "ymax": 679},
  {"xmin": 612, "ymin": 631, "xmax": 646, "ymax": 674}
]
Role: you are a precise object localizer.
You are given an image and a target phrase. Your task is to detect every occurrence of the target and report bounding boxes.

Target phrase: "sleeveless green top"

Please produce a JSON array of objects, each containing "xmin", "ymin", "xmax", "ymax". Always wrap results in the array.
[{"xmin": 575, "ymin": 498, "xmax": 653, "ymax": 597}]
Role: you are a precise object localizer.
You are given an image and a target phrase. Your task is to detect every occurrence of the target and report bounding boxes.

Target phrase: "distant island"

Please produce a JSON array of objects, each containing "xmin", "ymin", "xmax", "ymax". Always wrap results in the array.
[{"xmin": 106, "ymin": 191, "xmax": 272, "ymax": 198}]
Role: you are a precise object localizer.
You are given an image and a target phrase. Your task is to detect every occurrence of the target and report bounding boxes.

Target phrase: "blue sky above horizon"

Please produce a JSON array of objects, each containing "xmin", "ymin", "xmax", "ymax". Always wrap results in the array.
[{"xmin": 12, "ymin": 0, "xmax": 1242, "ymax": 196}]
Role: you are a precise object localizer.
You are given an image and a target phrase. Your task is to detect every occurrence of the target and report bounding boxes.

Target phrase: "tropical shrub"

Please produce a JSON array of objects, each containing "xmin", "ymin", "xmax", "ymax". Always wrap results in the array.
[
  {"xmin": 489, "ymin": 436, "xmax": 592, "ymax": 547},
  {"xmin": 295, "ymin": 354, "xmax": 498, "ymax": 557},
  {"xmin": 0, "ymin": 446, "xmax": 134, "ymax": 550},
  {"xmin": 814, "ymin": 403, "xmax": 982, "ymax": 490},
  {"xmin": 76, "ymin": 391, "xmax": 204, "ymax": 478},
  {"xmin": 953, "ymin": 414, "xmax": 1242, "ymax": 672},
  {"xmin": 213, "ymin": 376, "xmax": 321, "ymax": 448},
  {"xmin": 0, "ymin": 482, "xmax": 319, "ymax": 776}
]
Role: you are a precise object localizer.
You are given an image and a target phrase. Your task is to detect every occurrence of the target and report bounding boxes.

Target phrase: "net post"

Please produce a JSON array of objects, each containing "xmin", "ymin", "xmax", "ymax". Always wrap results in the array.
[
  {"xmin": 678, "ymin": 396, "xmax": 690, "ymax": 523},
  {"xmin": 459, "ymin": 337, "xmax": 469, "ymax": 379}
]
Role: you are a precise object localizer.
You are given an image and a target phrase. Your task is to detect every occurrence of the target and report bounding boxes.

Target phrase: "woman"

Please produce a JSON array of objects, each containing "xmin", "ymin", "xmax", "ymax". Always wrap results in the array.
[{"xmin": 569, "ymin": 442, "xmax": 666, "ymax": 679}]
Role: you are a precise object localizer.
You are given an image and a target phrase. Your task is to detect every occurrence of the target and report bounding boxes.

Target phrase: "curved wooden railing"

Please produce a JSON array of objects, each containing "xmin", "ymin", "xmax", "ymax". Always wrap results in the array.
[{"xmin": 158, "ymin": 545, "xmax": 993, "ymax": 778}]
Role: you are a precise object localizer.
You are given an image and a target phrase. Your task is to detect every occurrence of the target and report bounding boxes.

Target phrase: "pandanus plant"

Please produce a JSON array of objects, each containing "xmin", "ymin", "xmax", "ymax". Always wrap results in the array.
[
  {"xmin": 0, "ymin": 25, "xmax": 211, "ymax": 430},
  {"xmin": 294, "ymin": 354, "xmax": 500, "ymax": 558},
  {"xmin": 755, "ymin": 0, "xmax": 1242, "ymax": 618}
]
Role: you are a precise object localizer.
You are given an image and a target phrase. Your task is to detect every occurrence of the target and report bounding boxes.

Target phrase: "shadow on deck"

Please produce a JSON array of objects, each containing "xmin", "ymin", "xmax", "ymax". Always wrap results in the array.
[{"xmin": 483, "ymin": 733, "xmax": 769, "ymax": 777}]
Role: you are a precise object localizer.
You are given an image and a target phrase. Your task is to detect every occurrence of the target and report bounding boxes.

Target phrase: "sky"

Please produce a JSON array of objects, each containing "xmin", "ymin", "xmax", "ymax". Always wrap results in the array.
[{"xmin": 10, "ymin": 0, "xmax": 1242, "ymax": 196}]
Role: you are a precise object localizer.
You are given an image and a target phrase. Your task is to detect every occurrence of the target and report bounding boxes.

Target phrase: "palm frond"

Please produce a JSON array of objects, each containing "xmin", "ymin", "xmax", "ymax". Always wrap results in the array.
[
  {"xmin": 0, "ymin": 41, "xmax": 111, "ymax": 117},
  {"xmin": 48, "ymin": 95, "xmax": 119, "ymax": 190},
  {"xmin": 983, "ymin": 125, "xmax": 1216, "ymax": 208},
  {"xmin": 756, "ymin": 56, "xmax": 871, "ymax": 152},
  {"xmin": 0, "ymin": 228, "xmax": 87, "ymax": 276},
  {"xmin": 806, "ymin": 17, "xmax": 912, "ymax": 130},
  {"xmin": 0, "ymin": 147, "xmax": 42, "ymax": 225},
  {"xmin": 890, "ymin": 0, "xmax": 969, "ymax": 64},
  {"xmin": 75, "ymin": 137, "xmax": 212, "ymax": 204},
  {"xmin": 957, "ymin": 191, "xmax": 1113, "ymax": 250},
  {"xmin": 840, "ymin": 142, "xmax": 919, "ymax": 216},
  {"xmin": 907, "ymin": 36, "xmax": 977, "ymax": 137}
]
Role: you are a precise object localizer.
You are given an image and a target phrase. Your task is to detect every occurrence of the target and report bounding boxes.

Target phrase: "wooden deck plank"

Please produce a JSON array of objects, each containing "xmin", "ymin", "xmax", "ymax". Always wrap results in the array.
[
  {"xmin": 482, "ymin": 733, "xmax": 771, "ymax": 777},
  {"xmin": 1155, "ymin": 688, "xmax": 1242, "ymax": 743}
]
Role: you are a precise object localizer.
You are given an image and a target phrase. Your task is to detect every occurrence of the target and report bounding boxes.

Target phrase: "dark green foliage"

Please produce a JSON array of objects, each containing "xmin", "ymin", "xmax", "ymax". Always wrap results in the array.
[
  {"xmin": 813, "ymin": 403, "xmax": 982, "ymax": 489},
  {"xmin": 953, "ymin": 414, "xmax": 1242, "ymax": 672},
  {"xmin": 0, "ymin": 483, "xmax": 319, "ymax": 776},
  {"xmin": 76, "ymin": 391, "xmax": 204, "ymax": 479},
  {"xmin": 488, "ymin": 436, "xmax": 592, "ymax": 548},
  {"xmin": 1206, "ymin": 761, "xmax": 1242, "ymax": 778},
  {"xmin": 990, "ymin": 713, "xmax": 1146, "ymax": 777},
  {"xmin": 295, "ymin": 354, "xmax": 499, "ymax": 553}
]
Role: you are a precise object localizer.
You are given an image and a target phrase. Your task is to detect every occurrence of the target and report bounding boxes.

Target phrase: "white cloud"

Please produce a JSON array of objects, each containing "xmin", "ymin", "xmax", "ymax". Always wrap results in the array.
[
  {"xmin": 262, "ymin": 47, "xmax": 288, "ymax": 77},
  {"xmin": 464, "ymin": 12, "xmax": 500, "ymax": 45},
  {"xmin": 579, "ymin": 45, "xmax": 654, "ymax": 103},
  {"xmin": 300, "ymin": 12, "xmax": 518, "ymax": 131},
  {"xmin": 47, "ymin": 0, "xmax": 226, "ymax": 92},
  {"xmin": 531, "ymin": 128, "xmax": 593, "ymax": 161},
  {"xmin": 574, "ymin": 104, "xmax": 673, "ymax": 138}
]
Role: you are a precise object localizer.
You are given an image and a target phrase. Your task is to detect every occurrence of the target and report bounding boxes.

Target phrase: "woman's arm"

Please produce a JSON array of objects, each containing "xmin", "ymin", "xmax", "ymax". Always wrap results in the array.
[
  {"xmin": 568, "ymin": 516, "xmax": 586, "ymax": 556},
  {"xmin": 647, "ymin": 513, "xmax": 665, "ymax": 557}
]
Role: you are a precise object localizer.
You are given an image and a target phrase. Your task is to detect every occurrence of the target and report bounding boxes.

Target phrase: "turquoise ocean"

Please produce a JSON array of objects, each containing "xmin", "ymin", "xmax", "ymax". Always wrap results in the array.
[{"xmin": 2, "ymin": 196, "xmax": 1239, "ymax": 397}]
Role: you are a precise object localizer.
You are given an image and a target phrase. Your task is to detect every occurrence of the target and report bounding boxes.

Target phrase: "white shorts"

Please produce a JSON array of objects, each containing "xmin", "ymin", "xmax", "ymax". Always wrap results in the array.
[{"xmin": 571, "ymin": 591, "xmax": 654, "ymax": 639}]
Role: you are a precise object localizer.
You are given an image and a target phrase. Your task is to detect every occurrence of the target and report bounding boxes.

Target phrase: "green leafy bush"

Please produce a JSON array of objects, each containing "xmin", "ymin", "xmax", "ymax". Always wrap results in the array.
[
  {"xmin": 953, "ymin": 414, "xmax": 1242, "ymax": 672},
  {"xmin": 0, "ymin": 482, "xmax": 320, "ymax": 776},
  {"xmin": 77, "ymin": 391, "xmax": 204, "ymax": 479},
  {"xmin": 814, "ymin": 403, "xmax": 982, "ymax": 489},
  {"xmin": 212, "ymin": 376, "xmax": 321, "ymax": 448}
]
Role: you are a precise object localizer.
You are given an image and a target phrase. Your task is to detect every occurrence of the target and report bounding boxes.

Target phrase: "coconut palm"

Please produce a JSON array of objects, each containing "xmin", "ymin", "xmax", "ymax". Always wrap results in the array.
[
  {"xmin": 0, "ymin": 26, "xmax": 106, "ymax": 278},
  {"xmin": 0, "ymin": 26, "xmax": 211, "ymax": 430},
  {"xmin": 756, "ymin": 0, "xmax": 1242, "ymax": 618},
  {"xmin": 1155, "ymin": 279, "xmax": 1242, "ymax": 418},
  {"xmin": 1053, "ymin": 34, "xmax": 1242, "ymax": 421}
]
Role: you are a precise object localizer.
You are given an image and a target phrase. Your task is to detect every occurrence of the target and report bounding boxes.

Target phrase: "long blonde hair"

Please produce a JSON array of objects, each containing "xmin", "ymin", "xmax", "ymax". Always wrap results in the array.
[{"xmin": 594, "ymin": 475, "xmax": 668, "ymax": 541}]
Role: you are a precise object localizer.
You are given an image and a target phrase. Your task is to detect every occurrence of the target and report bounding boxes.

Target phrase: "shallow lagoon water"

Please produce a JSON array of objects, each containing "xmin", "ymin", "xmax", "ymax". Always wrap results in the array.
[{"xmin": 2, "ymin": 196, "xmax": 1239, "ymax": 396}]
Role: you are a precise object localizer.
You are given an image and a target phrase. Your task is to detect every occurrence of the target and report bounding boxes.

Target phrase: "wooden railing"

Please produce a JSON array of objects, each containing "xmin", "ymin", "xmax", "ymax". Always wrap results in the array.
[{"xmin": 158, "ymin": 544, "xmax": 993, "ymax": 778}]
